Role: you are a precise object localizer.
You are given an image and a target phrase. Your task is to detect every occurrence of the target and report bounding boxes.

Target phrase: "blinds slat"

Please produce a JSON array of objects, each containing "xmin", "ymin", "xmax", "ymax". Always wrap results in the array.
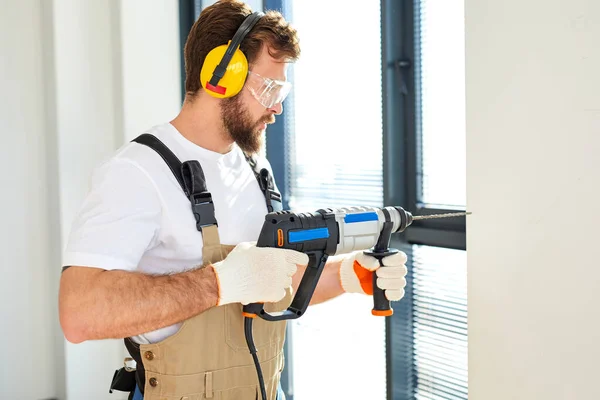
[
  {"xmin": 413, "ymin": 271, "xmax": 466, "ymax": 287},
  {"xmin": 416, "ymin": 374, "xmax": 468, "ymax": 398},
  {"xmin": 415, "ymin": 377, "xmax": 468, "ymax": 399},
  {"xmin": 414, "ymin": 336, "xmax": 468, "ymax": 358},
  {"xmin": 414, "ymin": 317, "xmax": 467, "ymax": 337},
  {"xmin": 413, "ymin": 301, "xmax": 467, "ymax": 322},
  {"xmin": 414, "ymin": 354, "xmax": 468, "ymax": 379},
  {"xmin": 414, "ymin": 312, "xmax": 466, "ymax": 332}
]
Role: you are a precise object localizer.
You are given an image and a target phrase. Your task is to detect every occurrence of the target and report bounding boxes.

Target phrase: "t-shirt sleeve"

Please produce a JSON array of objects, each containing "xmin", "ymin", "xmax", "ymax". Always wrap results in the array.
[{"xmin": 62, "ymin": 158, "xmax": 162, "ymax": 271}]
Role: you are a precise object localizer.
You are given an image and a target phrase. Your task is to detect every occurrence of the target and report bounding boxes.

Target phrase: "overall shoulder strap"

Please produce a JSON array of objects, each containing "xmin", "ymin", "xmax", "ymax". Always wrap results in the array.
[
  {"xmin": 243, "ymin": 153, "xmax": 283, "ymax": 212},
  {"xmin": 132, "ymin": 134, "xmax": 217, "ymax": 231},
  {"xmin": 121, "ymin": 134, "xmax": 221, "ymax": 395}
]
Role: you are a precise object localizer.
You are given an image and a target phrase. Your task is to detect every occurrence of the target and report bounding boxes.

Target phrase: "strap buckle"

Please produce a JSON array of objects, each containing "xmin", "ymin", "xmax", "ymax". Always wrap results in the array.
[
  {"xmin": 190, "ymin": 192, "xmax": 218, "ymax": 230},
  {"xmin": 258, "ymin": 168, "xmax": 283, "ymax": 212},
  {"xmin": 267, "ymin": 191, "xmax": 283, "ymax": 212},
  {"xmin": 124, "ymin": 357, "xmax": 136, "ymax": 372}
]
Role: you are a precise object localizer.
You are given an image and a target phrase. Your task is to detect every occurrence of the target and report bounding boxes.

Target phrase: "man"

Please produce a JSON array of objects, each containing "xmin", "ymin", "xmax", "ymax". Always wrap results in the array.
[{"xmin": 58, "ymin": 1, "xmax": 408, "ymax": 399}]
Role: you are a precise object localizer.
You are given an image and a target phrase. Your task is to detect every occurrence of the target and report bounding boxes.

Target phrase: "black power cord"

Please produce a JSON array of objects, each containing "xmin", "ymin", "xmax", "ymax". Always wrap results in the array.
[{"xmin": 244, "ymin": 317, "xmax": 267, "ymax": 400}]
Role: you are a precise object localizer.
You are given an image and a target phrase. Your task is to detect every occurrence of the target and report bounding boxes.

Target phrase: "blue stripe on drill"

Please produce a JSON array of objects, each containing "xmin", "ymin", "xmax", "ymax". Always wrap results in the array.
[
  {"xmin": 288, "ymin": 228, "xmax": 330, "ymax": 243},
  {"xmin": 344, "ymin": 212, "xmax": 379, "ymax": 223}
]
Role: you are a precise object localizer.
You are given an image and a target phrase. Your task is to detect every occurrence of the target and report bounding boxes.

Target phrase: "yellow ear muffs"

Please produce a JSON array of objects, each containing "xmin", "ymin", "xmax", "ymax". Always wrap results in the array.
[
  {"xmin": 200, "ymin": 41, "xmax": 249, "ymax": 99},
  {"xmin": 199, "ymin": 11, "xmax": 264, "ymax": 99}
]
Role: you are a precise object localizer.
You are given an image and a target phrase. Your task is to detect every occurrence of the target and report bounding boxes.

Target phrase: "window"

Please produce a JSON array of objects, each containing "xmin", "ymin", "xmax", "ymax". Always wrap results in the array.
[
  {"xmin": 281, "ymin": 1, "xmax": 387, "ymax": 399},
  {"xmin": 384, "ymin": 0, "xmax": 468, "ymax": 399},
  {"xmin": 285, "ymin": 2, "xmax": 384, "ymax": 211},
  {"xmin": 417, "ymin": 0, "xmax": 466, "ymax": 209}
]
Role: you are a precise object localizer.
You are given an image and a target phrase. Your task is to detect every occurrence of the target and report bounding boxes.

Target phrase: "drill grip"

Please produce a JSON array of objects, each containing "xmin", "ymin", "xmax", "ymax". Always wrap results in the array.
[
  {"xmin": 364, "ymin": 249, "xmax": 397, "ymax": 317},
  {"xmin": 366, "ymin": 208, "xmax": 395, "ymax": 317},
  {"xmin": 373, "ymin": 271, "xmax": 391, "ymax": 316}
]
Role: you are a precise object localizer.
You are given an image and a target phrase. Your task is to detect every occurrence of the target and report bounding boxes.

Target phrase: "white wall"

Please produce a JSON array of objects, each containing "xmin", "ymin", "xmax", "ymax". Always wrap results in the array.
[
  {"xmin": 1, "ymin": 1, "xmax": 181, "ymax": 399},
  {"xmin": 466, "ymin": 1, "xmax": 600, "ymax": 399},
  {"xmin": 119, "ymin": 1, "xmax": 183, "ymax": 141},
  {"xmin": 0, "ymin": 2, "xmax": 64, "ymax": 399}
]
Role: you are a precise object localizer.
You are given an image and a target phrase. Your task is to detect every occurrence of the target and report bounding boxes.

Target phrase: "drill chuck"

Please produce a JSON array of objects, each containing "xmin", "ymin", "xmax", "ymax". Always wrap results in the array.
[{"xmin": 393, "ymin": 206, "xmax": 413, "ymax": 232}]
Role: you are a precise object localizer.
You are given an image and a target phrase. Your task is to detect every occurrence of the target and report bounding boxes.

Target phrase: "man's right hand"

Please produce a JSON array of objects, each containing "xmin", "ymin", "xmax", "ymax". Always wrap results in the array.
[{"xmin": 211, "ymin": 242, "xmax": 309, "ymax": 306}]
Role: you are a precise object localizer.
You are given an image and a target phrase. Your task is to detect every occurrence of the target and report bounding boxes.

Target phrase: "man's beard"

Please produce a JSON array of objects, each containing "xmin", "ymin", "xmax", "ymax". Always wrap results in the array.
[{"xmin": 220, "ymin": 95, "xmax": 273, "ymax": 155}]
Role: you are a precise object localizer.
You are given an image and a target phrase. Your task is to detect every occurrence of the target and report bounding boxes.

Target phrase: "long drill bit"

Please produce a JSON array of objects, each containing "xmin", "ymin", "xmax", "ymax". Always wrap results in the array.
[{"xmin": 412, "ymin": 211, "xmax": 472, "ymax": 221}]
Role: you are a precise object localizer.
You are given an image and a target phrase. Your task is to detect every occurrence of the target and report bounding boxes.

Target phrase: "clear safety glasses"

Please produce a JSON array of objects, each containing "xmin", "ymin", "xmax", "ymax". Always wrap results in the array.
[{"xmin": 245, "ymin": 71, "xmax": 292, "ymax": 109}]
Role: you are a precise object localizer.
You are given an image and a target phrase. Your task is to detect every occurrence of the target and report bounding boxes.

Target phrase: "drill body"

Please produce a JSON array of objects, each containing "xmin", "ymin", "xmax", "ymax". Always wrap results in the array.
[
  {"xmin": 244, "ymin": 206, "xmax": 413, "ymax": 321},
  {"xmin": 257, "ymin": 206, "xmax": 411, "ymax": 255}
]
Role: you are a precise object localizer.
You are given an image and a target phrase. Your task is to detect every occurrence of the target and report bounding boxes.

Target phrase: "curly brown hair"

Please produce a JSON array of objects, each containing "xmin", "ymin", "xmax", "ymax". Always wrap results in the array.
[{"xmin": 183, "ymin": 0, "xmax": 300, "ymax": 98}]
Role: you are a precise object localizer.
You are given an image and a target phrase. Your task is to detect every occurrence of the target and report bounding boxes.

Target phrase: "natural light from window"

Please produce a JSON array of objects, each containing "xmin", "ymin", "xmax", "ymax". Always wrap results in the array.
[
  {"xmin": 418, "ymin": 0, "xmax": 467, "ymax": 208},
  {"xmin": 286, "ymin": 1, "xmax": 386, "ymax": 399},
  {"xmin": 413, "ymin": 0, "xmax": 469, "ymax": 398}
]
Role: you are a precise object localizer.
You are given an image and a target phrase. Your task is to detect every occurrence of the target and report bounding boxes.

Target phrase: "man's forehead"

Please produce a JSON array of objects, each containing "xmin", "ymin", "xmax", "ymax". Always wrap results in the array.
[
  {"xmin": 250, "ymin": 47, "xmax": 290, "ymax": 81},
  {"xmin": 252, "ymin": 65, "xmax": 289, "ymax": 82}
]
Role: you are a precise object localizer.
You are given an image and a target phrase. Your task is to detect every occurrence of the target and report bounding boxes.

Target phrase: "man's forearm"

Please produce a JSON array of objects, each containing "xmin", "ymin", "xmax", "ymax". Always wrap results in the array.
[{"xmin": 59, "ymin": 265, "xmax": 218, "ymax": 343}]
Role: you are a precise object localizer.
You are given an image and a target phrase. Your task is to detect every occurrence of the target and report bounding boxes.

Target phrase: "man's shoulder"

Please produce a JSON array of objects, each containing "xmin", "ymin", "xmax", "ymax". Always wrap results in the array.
[
  {"xmin": 106, "ymin": 123, "xmax": 174, "ymax": 172},
  {"xmin": 84, "ymin": 123, "xmax": 177, "ymax": 195}
]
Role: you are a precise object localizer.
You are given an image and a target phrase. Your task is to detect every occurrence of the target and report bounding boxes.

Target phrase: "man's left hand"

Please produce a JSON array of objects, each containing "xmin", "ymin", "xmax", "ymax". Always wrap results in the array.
[{"xmin": 339, "ymin": 250, "xmax": 408, "ymax": 301}]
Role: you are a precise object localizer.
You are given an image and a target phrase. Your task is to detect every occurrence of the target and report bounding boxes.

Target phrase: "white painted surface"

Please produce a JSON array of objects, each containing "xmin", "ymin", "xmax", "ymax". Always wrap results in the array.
[
  {"xmin": 1, "ymin": 0, "xmax": 181, "ymax": 398},
  {"xmin": 466, "ymin": 0, "xmax": 600, "ymax": 399},
  {"xmin": 0, "ymin": 1, "xmax": 63, "ymax": 399}
]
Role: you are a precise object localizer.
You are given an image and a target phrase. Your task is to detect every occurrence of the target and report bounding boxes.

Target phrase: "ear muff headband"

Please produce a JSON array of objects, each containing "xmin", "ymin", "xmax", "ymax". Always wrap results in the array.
[
  {"xmin": 201, "ymin": 11, "xmax": 264, "ymax": 98},
  {"xmin": 209, "ymin": 11, "xmax": 263, "ymax": 88}
]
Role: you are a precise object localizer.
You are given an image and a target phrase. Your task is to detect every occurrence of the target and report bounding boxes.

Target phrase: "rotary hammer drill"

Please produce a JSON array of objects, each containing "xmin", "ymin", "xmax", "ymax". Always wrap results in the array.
[{"xmin": 243, "ymin": 205, "xmax": 415, "ymax": 320}]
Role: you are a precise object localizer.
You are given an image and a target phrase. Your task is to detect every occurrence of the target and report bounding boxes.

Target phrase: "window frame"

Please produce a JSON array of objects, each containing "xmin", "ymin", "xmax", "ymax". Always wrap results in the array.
[
  {"xmin": 178, "ymin": 0, "xmax": 197, "ymax": 103},
  {"xmin": 381, "ymin": 1, "xmax": 417, "ymax": 398},
  {"xmin": 383, "ymin": 0, "xmax": 467, "ymax": 252}
]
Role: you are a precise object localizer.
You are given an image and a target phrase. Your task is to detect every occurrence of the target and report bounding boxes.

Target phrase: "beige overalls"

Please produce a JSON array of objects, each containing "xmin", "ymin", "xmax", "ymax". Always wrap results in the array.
[
  {"xmin": 125, "ymin": 225, "xmax": 291, "ymax": 400},
  {"xmin": 120, "ymin": 133, "xmax": 290, "ymax": 400}
]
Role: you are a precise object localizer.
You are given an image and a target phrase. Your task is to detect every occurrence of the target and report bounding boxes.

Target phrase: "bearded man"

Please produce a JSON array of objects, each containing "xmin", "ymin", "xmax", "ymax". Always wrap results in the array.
[{"xmin": 58, "ymin": 1, "xmax": 407, "ymax": 399}]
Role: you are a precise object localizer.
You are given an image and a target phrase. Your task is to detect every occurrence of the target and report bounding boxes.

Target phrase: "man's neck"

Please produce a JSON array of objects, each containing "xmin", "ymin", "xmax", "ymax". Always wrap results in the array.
[{"xmin": 170, "ymin": 95, "xmax": 234, "ymax": 155}]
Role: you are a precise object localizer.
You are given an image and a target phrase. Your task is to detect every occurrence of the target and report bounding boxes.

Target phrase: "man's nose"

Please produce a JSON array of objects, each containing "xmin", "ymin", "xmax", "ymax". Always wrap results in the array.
[{"xmin": 268, "ymin": 102, "xmax": 283, "ymax": 115}]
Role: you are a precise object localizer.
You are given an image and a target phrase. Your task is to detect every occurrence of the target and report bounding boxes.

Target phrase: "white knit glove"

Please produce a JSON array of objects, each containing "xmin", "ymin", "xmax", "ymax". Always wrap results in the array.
[
  {"xmin": 211, "ymin": 241, "xmax": 309, "ymax": 306},
  {"xmin": 339, "ymin": 250, "xmax": 408, "ymax": 301}
]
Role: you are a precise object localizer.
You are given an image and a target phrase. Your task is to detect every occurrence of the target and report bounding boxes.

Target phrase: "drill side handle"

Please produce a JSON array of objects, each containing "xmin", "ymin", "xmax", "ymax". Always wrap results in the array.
[
  {"xmin": 365, "ymin": 249, "xmax": 398, "ymax": 316},
  {"xmin": 364, "ymin": 216, "xmax": 395, "ymax": 317}
]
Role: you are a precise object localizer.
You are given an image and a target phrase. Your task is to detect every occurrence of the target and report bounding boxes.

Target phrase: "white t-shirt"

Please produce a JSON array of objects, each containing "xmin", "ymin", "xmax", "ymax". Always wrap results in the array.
[{"xmin": 62, "ymin": 122, "xmax": 276, "ymax": 344}]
